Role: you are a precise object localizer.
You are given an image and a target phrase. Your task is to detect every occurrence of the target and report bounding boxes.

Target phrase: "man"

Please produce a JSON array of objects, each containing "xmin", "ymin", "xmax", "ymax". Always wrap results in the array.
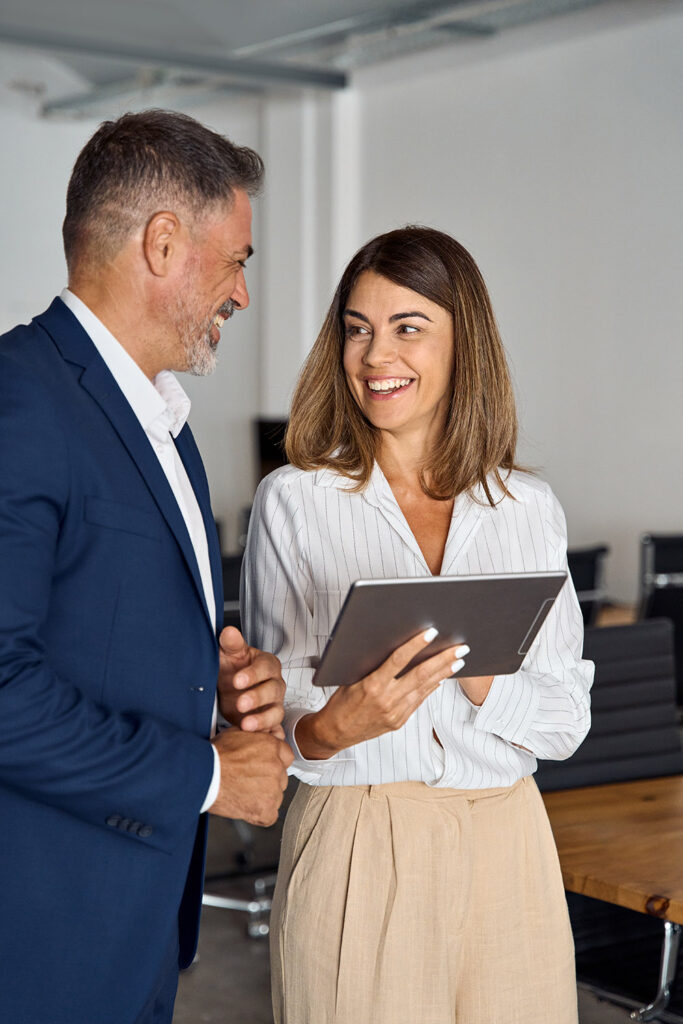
[{"xmin": 0, "ymin": 109, "xmax": 293, "ymax": 1024}]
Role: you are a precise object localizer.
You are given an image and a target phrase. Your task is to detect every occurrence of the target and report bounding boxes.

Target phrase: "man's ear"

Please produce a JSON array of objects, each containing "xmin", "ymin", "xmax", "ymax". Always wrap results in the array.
[{"xmin": 143, "ymin": 211, "xmax": 182, "ymax": 277}]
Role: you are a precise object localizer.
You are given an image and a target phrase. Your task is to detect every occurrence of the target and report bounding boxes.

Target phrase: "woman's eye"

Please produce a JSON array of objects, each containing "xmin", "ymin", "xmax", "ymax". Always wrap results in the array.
[
  {"xmin": 397, "ymin": 323, "xmax": 419, "ymax": 335},
  {"xmin": 345, "ymin": 324, "xmax": 369, "ymax": 338}
]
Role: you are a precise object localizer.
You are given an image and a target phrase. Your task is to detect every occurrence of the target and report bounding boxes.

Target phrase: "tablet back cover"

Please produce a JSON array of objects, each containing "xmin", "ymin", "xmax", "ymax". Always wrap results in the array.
[{"xmin": 312, "ymin": 572, "xmax": 567, "ymax": 687}]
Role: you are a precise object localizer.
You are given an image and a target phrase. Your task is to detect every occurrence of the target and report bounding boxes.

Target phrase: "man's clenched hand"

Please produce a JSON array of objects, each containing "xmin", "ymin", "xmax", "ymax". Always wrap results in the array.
[
  {"xmin": 209, "ymin": 729, "xmax": 293, "ymax": 825},
  {"xmin": 217, "ymin": 626, "xmax": 286, "ymax": 738}
]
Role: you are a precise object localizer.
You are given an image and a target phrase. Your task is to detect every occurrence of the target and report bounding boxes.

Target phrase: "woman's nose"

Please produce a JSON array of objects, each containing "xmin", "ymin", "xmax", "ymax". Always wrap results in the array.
[{"xmin": 363, "ymin": 331, "xmax": 396, "ymax": 365}]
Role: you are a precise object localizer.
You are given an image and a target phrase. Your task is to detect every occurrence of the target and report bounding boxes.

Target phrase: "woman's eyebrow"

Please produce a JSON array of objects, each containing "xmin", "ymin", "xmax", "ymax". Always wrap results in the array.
[
  {"xmin": 343, "ymin": 309, "xmax": 433, "ymax": 323},
  {"xmin": 343, "ymin": 308, "xmax": 370, "ymax": 323},
  {"xmin": 389, "ymin": 311, "xmax": 432, "ymax": 322}
]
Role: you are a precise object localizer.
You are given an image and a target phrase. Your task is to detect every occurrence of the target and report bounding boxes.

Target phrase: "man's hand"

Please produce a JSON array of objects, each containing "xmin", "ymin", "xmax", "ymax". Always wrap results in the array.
[
  {"xmin": 209, "ymin": 728, "xmax": 293, "ymax": 825},
  {"xmin": 217, "ymin": 626, "xmax": 286, "ymax": 737}
]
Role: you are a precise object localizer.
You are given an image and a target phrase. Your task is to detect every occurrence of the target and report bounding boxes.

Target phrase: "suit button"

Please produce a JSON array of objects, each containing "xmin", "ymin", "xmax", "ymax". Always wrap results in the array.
[
  {"xmin": 106, "ymin": 815, "xmax": 122, "ymax": 828},
  {"xmin": 119, "ymin": 818, "xmax": 133, "ymax": 831},
  {"xmin": 127, "ymin": 821, "xmax": 142, "ymax": 834},
  {"xmin": 138, "ymin": 825, "xmax": 153, "ymax": 838}
]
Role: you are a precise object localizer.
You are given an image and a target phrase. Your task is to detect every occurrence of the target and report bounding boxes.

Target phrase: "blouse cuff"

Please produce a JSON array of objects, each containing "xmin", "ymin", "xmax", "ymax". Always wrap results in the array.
[
  {"xmin": 469, "ymin": 672, "xmax": 540, "ymax": 747},
  {"xmin": 284, "ymin": 707, "xmax": 355, "ymax": 772}
]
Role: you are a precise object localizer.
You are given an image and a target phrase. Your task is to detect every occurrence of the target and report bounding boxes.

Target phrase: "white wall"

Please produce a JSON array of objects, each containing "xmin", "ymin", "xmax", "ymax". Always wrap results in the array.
[
  {"xmin": 251, "ymin": 1, "xmax": 683, "ymax": 601},
  {"xmin": 0, "ymin": 60, "xmax": 264, "ymax": 551},
  {"xmin": 170, "ymin": 98, "xmax": 263, "ymax": 551},
  {"xmin": 0, "ymin": 50, "xmax": 95, "ymax": 328},
  {"xmin": 338, "ymin": 1, "xmax": 683, "ymax": 602},
  {"xmin": 257, "ymin": 86, "xmax": 362, "ymax": 415},
  {"xmin": 2, "ymin": 2, "xmax": 682, "ymax": 594}
]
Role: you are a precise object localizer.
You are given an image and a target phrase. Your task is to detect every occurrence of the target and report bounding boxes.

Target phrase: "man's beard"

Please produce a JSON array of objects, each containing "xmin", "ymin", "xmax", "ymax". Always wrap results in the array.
[{"xmin": 173, "ymin": 294, "xmax": 235, "ymax": 377}]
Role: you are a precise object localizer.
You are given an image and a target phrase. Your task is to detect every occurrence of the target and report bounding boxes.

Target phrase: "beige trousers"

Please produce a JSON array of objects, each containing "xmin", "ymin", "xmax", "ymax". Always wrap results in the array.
[{"xmin": 270, "ymin": 776, "xmax": 577, "ymax": 1024}]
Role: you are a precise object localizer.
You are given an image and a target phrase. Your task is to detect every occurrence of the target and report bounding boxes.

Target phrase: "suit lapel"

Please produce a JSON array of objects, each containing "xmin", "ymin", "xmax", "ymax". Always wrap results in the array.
[
  {"xmin": 36, "ymin": 299, "xmax": 215, "ymax": 631},
  {"xmin": 175, "ymin": 425, "xmax": 224, "ymax": 631}
]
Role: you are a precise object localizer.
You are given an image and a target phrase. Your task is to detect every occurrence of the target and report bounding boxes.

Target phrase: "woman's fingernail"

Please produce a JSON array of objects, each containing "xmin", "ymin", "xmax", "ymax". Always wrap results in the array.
[
  {"xmin": 423, "ymin": 627, "xmax": 439, "ymax": 643},
  {"xmin": 454, "ymin": 644, "xmax": 470, "ymax": 658},
  {"xmin": 450, "ymin": 658, "xmax": 465, "ymax": 674}
]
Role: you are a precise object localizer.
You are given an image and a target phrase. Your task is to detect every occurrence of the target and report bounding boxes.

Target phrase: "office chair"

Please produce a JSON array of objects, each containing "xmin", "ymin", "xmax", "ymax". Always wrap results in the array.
[
  {"xmin": 202, "ymin": 547, "xmax": 287, "ymax": 937},
  {"xmin": 221, "ymin": 552, "xmax": 243, "ymax": 631},
  {"xmin": 536, "ymin": 619, "xmax": 683, "ymax": 791},
  {"xmin": 536, "ymin": 620, "xmax": 683, "ymax": 1020},
  {"xmin": 639, "ymin": 533, "xmax": 683, "ymax": 706},
  {"xmin": 566, "ymin": 544, "xmax": 609, "ymax": 627}
]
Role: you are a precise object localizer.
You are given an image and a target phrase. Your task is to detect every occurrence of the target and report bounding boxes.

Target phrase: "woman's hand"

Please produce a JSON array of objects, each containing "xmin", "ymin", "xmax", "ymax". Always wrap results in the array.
[{"xmin": 295, "ymin": 629, "xmax": 469, "ymax": 759}]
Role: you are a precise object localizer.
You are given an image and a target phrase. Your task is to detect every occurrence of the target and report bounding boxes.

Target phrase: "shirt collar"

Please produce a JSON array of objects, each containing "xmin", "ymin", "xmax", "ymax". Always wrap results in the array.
[
  {"xmin": 60, "ymin": 288, "xmax": 191, "ymax": 439},
  {"xmin": 312, "ymin": 461, "xmax": 393, "ymax": 507},
  {"xmin": 313, "ymin": 459, "xmax": 499, "ymax": 512}
]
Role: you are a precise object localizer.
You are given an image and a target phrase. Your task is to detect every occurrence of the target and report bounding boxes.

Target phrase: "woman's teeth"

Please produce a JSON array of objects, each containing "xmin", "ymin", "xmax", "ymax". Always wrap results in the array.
[{"xmin": 367, "ymin": 378, "xmax": 412, "ymax": 392}]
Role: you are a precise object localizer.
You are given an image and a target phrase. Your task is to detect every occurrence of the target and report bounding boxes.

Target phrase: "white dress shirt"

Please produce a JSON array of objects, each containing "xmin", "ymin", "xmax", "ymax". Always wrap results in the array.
[
  {"xmin": 242, "ymin": 462, "xmax": 593, "ymax": 789},
  {"xmin": 60, "ymin": 289, "xmax": 221, "ymax": 810}
]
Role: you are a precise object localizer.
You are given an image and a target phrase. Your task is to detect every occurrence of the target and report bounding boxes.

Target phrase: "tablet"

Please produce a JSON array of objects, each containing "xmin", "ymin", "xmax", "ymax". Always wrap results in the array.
[{"xmin": 312, "ymin": 571, "xmax": 567, "ymax": 687}]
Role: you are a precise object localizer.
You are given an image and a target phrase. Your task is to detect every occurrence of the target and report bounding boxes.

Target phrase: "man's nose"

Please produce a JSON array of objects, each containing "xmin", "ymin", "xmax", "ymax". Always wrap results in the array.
[{"xmin": 231, "ymin": 269, "xmax": 249, "ymax": 311}]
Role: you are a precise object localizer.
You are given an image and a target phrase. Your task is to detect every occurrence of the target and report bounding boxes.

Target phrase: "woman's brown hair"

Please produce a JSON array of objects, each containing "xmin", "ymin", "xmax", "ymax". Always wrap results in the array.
[{"xmin": 285, "ymin": 225, "xmax": 522, "ymax": 505}]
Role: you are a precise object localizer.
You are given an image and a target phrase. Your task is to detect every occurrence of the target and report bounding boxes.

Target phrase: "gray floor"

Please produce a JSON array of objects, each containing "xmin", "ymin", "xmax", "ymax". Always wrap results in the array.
[
  {"xmin": 174, "ymin": 910, "xmax": 637, "ymax": 1023},
  {"xmin": 172, "ymin": 811, "xmax": 647, "ymax": 1024}
]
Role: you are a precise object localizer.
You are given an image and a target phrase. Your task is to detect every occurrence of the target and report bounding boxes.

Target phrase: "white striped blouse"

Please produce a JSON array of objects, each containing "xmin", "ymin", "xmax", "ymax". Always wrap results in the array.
[{"xmin": 241, "ymin": 462, "xmax": 593, "ymax": 789}]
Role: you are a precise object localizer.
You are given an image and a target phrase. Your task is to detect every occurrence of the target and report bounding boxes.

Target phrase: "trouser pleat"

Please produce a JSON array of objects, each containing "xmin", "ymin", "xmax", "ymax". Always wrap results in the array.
[{"xmin": 270, "ymin": 776, "xmax": 577, "ymax": 1024}]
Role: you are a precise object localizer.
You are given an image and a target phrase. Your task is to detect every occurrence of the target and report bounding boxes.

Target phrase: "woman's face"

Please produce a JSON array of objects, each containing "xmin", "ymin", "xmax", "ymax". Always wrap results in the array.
[{"xmin": 342, "ymin": 270, "xmax": 455, "ymax": 446}]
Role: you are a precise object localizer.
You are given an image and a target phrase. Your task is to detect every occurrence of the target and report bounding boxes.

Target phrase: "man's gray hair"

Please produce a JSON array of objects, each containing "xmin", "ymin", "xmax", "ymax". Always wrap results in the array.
[{"xmin": 62, "ymin": 108, "xmax": 264, "ymax": 272}]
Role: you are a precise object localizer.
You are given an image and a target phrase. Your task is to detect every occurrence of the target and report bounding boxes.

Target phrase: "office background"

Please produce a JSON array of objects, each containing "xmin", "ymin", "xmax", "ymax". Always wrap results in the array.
[
  {"xmin": 0, "ymin": 0, "xmax": 681, "ymax": 605},
  {"xmin": 2, "ymin": 5, "xmax": 683, "ymax": 1022}
]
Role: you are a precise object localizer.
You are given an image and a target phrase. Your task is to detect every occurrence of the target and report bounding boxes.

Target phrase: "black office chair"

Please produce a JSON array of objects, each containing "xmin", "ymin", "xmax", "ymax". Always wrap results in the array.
[
  {"xmin": 566, "ymin": 544, "xmax": 609, "ymax": 627},
  {"xmin": 536, "ymin": 620, "xmax": 683, "ymax": 1020},
  {"xmin": 535, "ymin": 619, "xmax": 683, "ymax": 791},
  {"xmin": 202, "ymin": 785, "xmax": 296, "ymax": 938},
  {"xmin": 204, "ymin": 547, "xmax": 291, "ymax": 937},
  {"xmin": 639, "ymin": 533, "xmax": 683, "ymax": 706}
]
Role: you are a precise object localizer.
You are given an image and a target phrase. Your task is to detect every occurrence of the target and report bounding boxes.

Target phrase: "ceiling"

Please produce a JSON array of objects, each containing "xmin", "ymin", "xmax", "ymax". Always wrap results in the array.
[{"xmin": 0, "ymin": 0, "xmax": 622, "ymax": 115}]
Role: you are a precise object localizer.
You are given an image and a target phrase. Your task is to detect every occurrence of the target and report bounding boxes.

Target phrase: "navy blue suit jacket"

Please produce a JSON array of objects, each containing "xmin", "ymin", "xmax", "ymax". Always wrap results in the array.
[{"xmin": 0, "ymin": 299, "xmax": 223, "ymax": 1023}]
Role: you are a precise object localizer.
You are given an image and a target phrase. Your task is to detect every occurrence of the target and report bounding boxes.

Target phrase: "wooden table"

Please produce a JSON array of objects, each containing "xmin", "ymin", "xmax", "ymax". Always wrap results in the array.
[
  {"xmin": 595, "ymin": 603, "xmax": 638, "ymax": 627},
  {"xmin": 543, "ymin": 775, "xmax": 683, "ymax": 1021}
]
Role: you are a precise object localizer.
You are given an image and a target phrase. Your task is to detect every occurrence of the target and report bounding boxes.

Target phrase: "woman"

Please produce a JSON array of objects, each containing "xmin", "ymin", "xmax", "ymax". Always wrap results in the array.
[{"xmin": 242, "ymin": 226, "xmax": 592, "ymax": 1024}]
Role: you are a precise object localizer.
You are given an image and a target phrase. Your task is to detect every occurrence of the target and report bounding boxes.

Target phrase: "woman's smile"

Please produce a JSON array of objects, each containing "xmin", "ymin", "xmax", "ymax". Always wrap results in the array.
[
  {"xmin": 363, "ymin": 376, "xmax": 416, "ymax": 399},
  {"xmin": 343, "ymin": 270, "xmax": 454, "ymax": 442}
]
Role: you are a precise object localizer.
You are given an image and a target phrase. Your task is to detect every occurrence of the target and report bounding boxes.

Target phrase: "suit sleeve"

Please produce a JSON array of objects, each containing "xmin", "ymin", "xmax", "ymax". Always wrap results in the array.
[{"xmin": 0, "ymin": 355, "xmax": 214, "ymax": 852}]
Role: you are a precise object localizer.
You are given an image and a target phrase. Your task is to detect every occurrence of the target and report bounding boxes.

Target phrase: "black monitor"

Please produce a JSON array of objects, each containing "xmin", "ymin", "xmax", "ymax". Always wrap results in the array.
[{"xmin": 255, "ymin": 418, "xmax": 288, "ymax": 482}]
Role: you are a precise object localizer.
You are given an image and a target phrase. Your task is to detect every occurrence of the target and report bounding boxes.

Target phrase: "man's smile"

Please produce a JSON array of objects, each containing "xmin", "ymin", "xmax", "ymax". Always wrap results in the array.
[{"xmin": 210, "ymin": 299, "xmax": 236, "ymax": 345}]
